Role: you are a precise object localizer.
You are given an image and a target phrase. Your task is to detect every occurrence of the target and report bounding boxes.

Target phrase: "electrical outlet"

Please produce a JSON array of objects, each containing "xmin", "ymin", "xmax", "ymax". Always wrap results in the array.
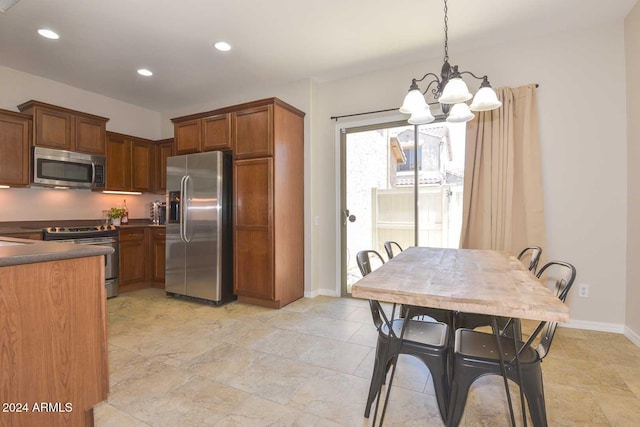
[{"xmin": 578, "ymin": 284, "xmax": 589, "ymax": 298}]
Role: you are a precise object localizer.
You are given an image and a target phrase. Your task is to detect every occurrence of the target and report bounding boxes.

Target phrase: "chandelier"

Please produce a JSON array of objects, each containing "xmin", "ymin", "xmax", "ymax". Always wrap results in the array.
[{"xmin": 399, "ymin": 0, "xmax": 501, "ymax": 124}]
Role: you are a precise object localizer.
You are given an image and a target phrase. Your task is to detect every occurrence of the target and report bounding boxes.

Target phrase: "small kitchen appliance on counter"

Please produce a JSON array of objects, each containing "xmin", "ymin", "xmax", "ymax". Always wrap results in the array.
[
  {"xmin": 150, "ymin": 200, "xmax": 167, "ymax": 225},
  {"xmin": 42, "ymin": 225, "xmax": 119, "ymax": 298}
]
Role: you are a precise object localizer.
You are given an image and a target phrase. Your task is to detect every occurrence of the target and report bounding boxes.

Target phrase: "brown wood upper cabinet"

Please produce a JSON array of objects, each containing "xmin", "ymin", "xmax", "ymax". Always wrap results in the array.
[
  {"xmin": 154, "ymin": 138, "xmax": 174, "ymax": 194},
  {"xmin": 0, "ymin": 109, "xmax": 31, "ymax": 187},
  {"xmin": 232, "ymin": 105, "xmax": 273, "ymax": 159},
  {"xmin": 174, "ymin": 113, "xmax": 231, "ymax": 154},
  {"xmin": 18, "ymin": 100, "xmax": 108, "ymax": 155},
  {"xmin": 106, "ymin": 131, "xmax": 154, "ymax": 193}
]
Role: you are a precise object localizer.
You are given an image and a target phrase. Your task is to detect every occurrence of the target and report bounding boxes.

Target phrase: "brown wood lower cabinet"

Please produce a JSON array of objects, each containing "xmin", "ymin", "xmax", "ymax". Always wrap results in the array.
[
  {"xmin": 151, "ymin": 228, "xmax": 166, "ymax": 286},
  {"xmin": 119, "ymin": 227, "xmax": 149, "ymax": 292},
  {"xmin": 234, "ymin": 228, "xmax": 273, "ymax": 300},
  {"xmin": 119, "ymin": 226, "xmax": 166, "ymax": 292}
]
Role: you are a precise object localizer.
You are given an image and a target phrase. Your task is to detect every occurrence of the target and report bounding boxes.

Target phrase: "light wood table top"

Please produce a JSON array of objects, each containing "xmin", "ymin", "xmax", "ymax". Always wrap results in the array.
[{"xmin": 351, "ymin": 246, "xmax": 569, "ymax": 323}]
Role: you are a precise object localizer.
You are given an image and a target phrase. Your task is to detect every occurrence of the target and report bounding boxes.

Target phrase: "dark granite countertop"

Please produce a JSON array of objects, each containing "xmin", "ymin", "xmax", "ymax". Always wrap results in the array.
[
  {"xmin": 0, "ymin": 220, "xmax": 165, "ymax": 235},
  {"xmin": 0, "ymin": 236, "xmax": 114, "ymax": 267},
  {"xmin": 0, "ymin": 227, "xmax": 43, "ymax": 235}
]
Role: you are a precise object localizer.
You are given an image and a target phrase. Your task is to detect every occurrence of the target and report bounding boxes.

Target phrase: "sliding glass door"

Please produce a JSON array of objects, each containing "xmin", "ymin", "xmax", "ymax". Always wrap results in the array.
[{"xmin": 340, "ymin": 120, "xmax": 465, "ymax": 296}]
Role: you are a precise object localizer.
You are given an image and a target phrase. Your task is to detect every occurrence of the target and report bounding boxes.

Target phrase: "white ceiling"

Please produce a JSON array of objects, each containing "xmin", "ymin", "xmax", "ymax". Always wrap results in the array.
[{"xmin": 0, "ymin": 0, "xmax": 635, "ymax": 111}]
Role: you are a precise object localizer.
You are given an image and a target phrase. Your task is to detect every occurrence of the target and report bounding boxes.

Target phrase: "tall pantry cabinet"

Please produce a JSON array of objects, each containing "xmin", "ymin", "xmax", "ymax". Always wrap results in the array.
[{"xmin": 172, "ymin": 98, "xmax": 304, "ymax": 308}]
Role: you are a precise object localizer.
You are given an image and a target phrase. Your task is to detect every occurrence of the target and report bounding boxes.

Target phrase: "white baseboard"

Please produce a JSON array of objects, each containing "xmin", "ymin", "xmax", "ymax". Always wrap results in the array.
[
  {"xmin": 558, "ymin": 320, "xmax": 640, "ymax": 348},
  {"xmin": 624, "ymin": 326, "xmax": 640, "ymax": 347},
  {"xmin": 561, "ymin": 319, "xmax": 625, "ymax": 334},
  {"xmin": 298, "ymin": 295, "xmax": 640, "ymax": 348},
  {"xmin": 303, "ymin": 288, "xmax": 340, "ymax": 298}
]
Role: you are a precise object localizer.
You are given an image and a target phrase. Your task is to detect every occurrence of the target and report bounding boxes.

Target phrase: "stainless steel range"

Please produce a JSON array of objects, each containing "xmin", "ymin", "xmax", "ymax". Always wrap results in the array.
[{"xmin": 42, "ymin": 225, "xmax": 119, "ymax": 298}]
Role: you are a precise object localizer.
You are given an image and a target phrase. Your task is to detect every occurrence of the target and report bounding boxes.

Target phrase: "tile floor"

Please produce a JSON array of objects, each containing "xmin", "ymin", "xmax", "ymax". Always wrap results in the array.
[{"xmin": 95, "ymin": 288, "xmax": 640, "ymax": 426}]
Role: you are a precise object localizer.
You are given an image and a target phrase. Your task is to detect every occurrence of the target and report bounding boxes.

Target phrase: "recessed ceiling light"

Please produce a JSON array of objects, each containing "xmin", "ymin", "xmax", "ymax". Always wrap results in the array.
[
  {"xmin": 37, "ymin": 28, "xmax": 59, "ymax": 39},
  {"xmin": 214, "ymin": 41, "xmax": 231, "ymax": 52},
  {"xmin": 137, "ymin": 69, "xmax": 153, "ymax": 77}
]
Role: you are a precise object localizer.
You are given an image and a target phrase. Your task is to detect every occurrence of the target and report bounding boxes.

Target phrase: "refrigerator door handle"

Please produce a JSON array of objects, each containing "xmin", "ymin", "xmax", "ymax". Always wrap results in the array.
[
  {"xmin": 181, "ymin": 175, "xmax": 192, "ymax": 243},
  {"xmin": 179, "ymin": 175, "xmax": 187, "ymax": 242}
]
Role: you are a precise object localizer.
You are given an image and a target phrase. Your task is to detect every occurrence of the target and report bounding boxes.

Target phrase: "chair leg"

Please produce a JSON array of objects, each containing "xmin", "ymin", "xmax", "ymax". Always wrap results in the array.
[
  {"xmin": 413, "ymin": 353, "xmax": 449, "ymax": 424},
  {"xmin": 447, "ymin": 363, "xmax": 483, "ymax": 427},
  {"xmin": 519, "ymin": 365, "xmax": 547, "ymax": 427},
  {"xmin": 364, "ymin": 340, "xmax": 388, "ymax": 418}
]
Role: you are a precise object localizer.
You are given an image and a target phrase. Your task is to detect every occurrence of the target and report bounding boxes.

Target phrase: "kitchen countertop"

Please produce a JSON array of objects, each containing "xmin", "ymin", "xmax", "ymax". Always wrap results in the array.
[
  {"xmin": 0, "ymin": 236, "xmax": 114, "ymax": 267},
  {"xmin": 0, "ymin": 227, "xmax": 42, "ymax": 235},
  {"xmin": 0, "ymin": 220, "xmax": 165, "ymax": 235},
  {"xmin": 119, "ymin": 223, "xmax": 166, "ymax": 228}
]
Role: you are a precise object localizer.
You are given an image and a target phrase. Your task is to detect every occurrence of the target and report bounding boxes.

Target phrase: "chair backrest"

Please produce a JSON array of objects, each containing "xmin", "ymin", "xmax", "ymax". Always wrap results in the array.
[
  {"xmin": 536, "ymin": 261, "xmax": 576, "ymax": 302},
  {"xmin": 356, "ymin": 250, "xmax": 389, "ymax": 331},
  {"xmin": 517, "ymin": 246, "xmax": 542, "ymax": 273},
  {"xmin": 383, "ymin": 241, "xmax": 403, "ymax": 259},
  {"xmin": 532, "ymin": 261, "xmax": 576, "ymax": 359},
  {"xmin": 356, "ymin": 250, "xmax": 385, "ymax": 277}
]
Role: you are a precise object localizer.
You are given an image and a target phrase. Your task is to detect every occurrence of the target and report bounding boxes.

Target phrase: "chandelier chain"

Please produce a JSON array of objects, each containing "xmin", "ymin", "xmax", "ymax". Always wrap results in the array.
[{"xmin": 443, "ymin": 0, "xmax": 449, "ymax": 63}]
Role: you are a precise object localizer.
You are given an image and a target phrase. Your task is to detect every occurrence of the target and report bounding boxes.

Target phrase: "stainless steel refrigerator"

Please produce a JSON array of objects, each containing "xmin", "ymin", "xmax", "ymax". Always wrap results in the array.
[{"xmin": 165, "ymin": 151, "xmax": 233, "ymax": 304}]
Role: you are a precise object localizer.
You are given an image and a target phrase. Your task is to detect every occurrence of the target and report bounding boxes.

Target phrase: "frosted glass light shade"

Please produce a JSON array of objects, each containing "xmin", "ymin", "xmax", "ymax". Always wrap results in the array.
[
  {"xmin": 470, "ymin": 86, "xmax": 502, "ymax": 111},
  {"xmin": 408, "ymin": 106, "xmax": 435, "ymax": 125},
  {"xmin": 400, "ymin": 89, "xmax": 428, "ymax": 114},
  {"xmin": 446, "ymin": 103, "xmax": 475, "ymax": 123},
  {"xmin": 438, "ymin": 78, "xmax": 472, "ymax": 104}
]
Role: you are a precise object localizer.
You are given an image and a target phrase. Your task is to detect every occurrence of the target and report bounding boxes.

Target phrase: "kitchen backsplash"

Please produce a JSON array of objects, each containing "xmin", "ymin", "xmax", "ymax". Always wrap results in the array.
[{"xmin": 0, "ymin": 187, "xmax": 160, "ymax": 222}]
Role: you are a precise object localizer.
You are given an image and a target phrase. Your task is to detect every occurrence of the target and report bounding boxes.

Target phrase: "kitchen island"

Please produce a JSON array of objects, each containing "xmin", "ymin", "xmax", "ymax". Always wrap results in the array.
[{"xmin": 0, "ymin": 237, "xmax": 113, "ymax": 427}]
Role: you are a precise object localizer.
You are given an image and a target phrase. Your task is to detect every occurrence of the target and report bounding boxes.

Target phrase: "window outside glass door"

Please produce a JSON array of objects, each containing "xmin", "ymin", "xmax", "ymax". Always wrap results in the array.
[{"xmin": 341, "ymin": 120, "xmax": 466, "ymax": 296}]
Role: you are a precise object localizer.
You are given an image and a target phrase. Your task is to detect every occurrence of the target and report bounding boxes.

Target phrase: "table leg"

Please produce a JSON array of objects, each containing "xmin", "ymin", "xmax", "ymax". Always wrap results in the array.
[
  {"xmin": 492, "ymin": 316, "xmax": 517, "ymax": 427},
  {"xmin": 512, "ymin": 320, "xmax": 527, "ymax": 427},
  {"xmin": 372, "ymin": 303, "xmax": 405, "ymax": 427}
]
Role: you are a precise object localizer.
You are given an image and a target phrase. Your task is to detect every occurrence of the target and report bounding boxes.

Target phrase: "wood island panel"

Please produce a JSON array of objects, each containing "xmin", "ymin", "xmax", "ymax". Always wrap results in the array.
[{"xmin": 0, "ymin": 256, "xmax": 108, "ymax": 427}]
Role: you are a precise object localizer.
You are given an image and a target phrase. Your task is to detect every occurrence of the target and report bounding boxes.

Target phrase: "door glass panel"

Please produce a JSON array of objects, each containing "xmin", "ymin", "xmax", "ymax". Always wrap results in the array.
[
  {"xmin": 342, "ymin": 123, "xmax": 415, "ymax": 295},
  {"xmin": 341, "ymin": 120, "xmax": 466, "ymax": 296}
]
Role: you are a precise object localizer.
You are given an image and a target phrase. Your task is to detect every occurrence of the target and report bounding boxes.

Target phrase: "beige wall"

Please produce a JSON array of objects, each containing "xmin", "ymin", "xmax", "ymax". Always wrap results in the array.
[
  {"xmin": 0, "ymin": 18, "xmax": 635, "ymax": 335},
  {"xmin": 312, "ymin": 23, "xmax": 629, "ymax": 331},
  {"xmin": 0, "ymin": 66, "xmax": 161, "ymax": 139},
  {"xmin": 0, "ymin": 66, "xmax": 162, "ymax": 222},
  {"xmin": 626, "ymin": 2, "xmax": 640, "ymax": 343}
]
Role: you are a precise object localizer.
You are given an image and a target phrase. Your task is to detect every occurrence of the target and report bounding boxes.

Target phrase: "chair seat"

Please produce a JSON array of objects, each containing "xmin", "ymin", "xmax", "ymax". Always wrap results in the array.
[
  {"xmin": 381, "ymin": 318, "xmax": 448, "ymax": 348},
  {"xmin": 454, "ymin": 328, "xmax": 540, "ymax": 365}
]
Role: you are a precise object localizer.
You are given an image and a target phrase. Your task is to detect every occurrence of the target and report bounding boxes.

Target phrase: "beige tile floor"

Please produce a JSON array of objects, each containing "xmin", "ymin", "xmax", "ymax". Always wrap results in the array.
[{"xmin": 95, "ymin": 288, "xmax": 640, "ymax": 426}]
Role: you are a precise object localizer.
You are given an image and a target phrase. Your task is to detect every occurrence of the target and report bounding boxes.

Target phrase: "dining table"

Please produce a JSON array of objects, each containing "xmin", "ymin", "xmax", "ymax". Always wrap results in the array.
[{"xmin": 351, "ymin": 246, "xmax": 570, "ymax": 426}]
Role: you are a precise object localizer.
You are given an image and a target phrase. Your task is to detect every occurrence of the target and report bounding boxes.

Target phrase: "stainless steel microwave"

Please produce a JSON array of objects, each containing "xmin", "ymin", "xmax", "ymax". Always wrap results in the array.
[{"xmin": 32, "ymin": 147, "xmax": 106, "ymax": 189}]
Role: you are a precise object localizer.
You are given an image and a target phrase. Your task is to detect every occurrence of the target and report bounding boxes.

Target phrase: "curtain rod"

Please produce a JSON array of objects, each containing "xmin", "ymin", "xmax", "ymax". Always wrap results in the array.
[{"xmin": 330, "ymin": 83, "xmax": 540, "ymax": 121}]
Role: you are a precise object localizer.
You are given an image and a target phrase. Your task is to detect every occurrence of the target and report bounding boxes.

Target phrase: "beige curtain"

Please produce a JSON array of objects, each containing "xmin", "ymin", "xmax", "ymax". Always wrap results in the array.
[{"xmin": 459, "ymin": 84, "xmax": 546, "ymax": 254}]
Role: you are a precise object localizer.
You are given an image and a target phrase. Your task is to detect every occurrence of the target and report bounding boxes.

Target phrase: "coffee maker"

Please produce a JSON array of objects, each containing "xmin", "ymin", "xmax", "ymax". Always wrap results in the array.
[{"xmin": 150, "ymin": 200, "xmax": 167, "ymax": 225}]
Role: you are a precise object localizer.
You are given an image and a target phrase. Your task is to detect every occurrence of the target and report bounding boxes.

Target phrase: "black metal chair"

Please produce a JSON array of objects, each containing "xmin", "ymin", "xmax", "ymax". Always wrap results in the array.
[
  {"xmin": 456, "ymin": 246, "xmax": 544, "ymax": 338},
  {"xmin": 446, "ymin": 261, "xmax": 576, "ymax": 427},
  {"xmin": 356, "ymin": 250, "xmax": 450, "ymax": 424},
  {"xmin": 518, "ymin": 246, "xmax": 543, "ymax": 274},
  {"xmin": 355, "ymin": 249, "xmax": 386, "ymax": 276},
  {"xmin": 383, "ymin": 240, "xmax": 403, "ymax": 259}
]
